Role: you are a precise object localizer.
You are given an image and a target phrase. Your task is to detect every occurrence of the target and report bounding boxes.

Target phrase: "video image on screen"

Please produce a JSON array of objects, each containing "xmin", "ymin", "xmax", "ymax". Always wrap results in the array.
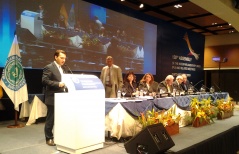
[{"xmin": 16, "ymin": 0, "xmax": 157, "ymax": 73}]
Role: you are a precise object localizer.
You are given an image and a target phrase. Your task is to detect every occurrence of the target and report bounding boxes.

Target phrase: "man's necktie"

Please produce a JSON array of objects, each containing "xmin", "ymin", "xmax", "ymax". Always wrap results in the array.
[
  {"xmin": 108, "ymin": 67, "xmax": 111, "ymax": 84},
  {"xmin": 167, "ymin": 85, "xmax": 171, "ymax": 93}
]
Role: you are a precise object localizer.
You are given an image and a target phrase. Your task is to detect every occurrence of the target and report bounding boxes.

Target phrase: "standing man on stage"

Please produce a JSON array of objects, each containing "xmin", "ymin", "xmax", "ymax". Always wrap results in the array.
[
  {"xmin": 100, "ymin": 56, "xmax": 123, "ymax": 98},
  {"xmin": 181, "ymin": 74, "xmax": 190, "ymax": 92},
  {"xmin": 42, "ymin": 50, "xmax": 67, "ymax": 146}
]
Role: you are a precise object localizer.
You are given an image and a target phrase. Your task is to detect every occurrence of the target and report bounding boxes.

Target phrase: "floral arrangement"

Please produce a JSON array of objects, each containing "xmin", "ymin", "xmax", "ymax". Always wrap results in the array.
[
  {"xmin": 190, "ymin": 97, "xmax": 218, "ymax": 125},
  {"xmin": 138, "ymin": 108, "xmax": 181, "ymax": 129},
  {"xmin": 216, "ymin": 97, "xmax": 234, "ymax": 117},
  {"xmin": 82, "ymin": 34, "xmax": 101, "ymax": 49},
  {"xmin": 43, "ymin": 30, "xmax": 67, "ymax": 40}
]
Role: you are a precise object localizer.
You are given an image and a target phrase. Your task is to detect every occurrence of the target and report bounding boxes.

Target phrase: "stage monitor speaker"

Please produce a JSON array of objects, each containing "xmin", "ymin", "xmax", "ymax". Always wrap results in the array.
[{"xmin": 124, "ymin": 123, "xmax": 175, "ymax": 154}]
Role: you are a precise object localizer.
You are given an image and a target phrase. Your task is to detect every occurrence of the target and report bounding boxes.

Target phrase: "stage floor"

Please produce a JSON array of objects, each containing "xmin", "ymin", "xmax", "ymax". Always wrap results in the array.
[{"xmin": 1, "ymin": 108, "xmax": 239, "ymax": 154}]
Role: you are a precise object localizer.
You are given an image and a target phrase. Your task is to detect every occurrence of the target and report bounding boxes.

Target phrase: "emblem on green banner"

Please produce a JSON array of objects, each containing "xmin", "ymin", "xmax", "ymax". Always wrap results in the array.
[{"xmin": 2, "ymin": 55, "xmax": 25, "ymax": 91}]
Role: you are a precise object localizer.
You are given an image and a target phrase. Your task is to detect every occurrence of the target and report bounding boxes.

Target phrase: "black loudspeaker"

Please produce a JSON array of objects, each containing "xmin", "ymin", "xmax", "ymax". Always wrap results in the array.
[{"xmin": 124, "ymin": 123, "xmax": 175, "ymax": 154}]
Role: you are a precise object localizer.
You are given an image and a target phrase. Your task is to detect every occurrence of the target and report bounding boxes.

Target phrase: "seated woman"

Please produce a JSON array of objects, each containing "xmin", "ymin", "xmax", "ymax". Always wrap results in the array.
[
  {"xmin": 138, "ymin": 73, "xmax": 159, "ymax": 95},
  {"xmin": 123, "ymin": 71, "xmax": 137, "ymax": 97}
]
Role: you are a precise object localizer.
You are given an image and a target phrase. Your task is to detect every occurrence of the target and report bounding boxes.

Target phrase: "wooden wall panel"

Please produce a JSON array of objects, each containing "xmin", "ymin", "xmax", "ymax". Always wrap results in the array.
[{"xmin": 204, "ymin": 44, "xmax": 239, "ymax": 69}]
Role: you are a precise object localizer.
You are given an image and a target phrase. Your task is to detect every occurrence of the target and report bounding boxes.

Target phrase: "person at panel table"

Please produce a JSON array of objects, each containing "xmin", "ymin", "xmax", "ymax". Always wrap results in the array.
[
  {"xmin": 42, "ymin": 49, "xmax": 68, "ymax": 146},
  {"xmin": 37, "ymin": 4, "xmax": 48, "ymax": 24},
  {"xmin": 172, "ymin": 75, "xmax": 184, "ymax": 91},
  {"xmin": 181, "ymin": 74, "xmax": 191, "ymax": 92},
  {"xmin": 138, "ymin": 73, "xmax": 159, "ymax": 96},
  {"xmin": 122, "ymin": 71, "xmax": 137, "ymax": 97},
  {"xmin": 58, "ymin": 14, "xmax": 69, "ymax": 29},
  {"xmin": 158, "ymin": 75, "xmax": 174, "ymax": 94},
  {"xmin": 100, "ymin": 56, "xmax": 123, "ymax": 98}
]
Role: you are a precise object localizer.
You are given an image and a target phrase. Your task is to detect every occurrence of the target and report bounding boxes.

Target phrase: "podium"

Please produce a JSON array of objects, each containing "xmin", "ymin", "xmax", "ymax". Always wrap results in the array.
[
  {"xmin": 21, "ymin": 10, "xmax": 43, "ymax": 39},
  {"xmin": 54, "ymin": 74, "xmax": 105, "ymax": 154}
]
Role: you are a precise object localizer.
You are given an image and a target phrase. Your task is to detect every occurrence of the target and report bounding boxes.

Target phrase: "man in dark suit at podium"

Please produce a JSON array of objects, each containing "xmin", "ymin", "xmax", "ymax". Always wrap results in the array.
[{"xmin": 42, "ymin": 50, "xmax": 67, "ymax": 146}]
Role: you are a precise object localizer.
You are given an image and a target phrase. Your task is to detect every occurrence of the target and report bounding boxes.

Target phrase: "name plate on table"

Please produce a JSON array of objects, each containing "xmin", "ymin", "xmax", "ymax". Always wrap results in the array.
[
  {"xmin": 160, "ymin": 93, "xmax": 170, "ymax": 98},
  {"xmin": 138, "ymin": 96, "xmax": 154, "ymax": 100},
  {"xmin": 62, "ymin": 74, "xmax": 104, "ymax": 92},
  {"xmin": 187, "ymin": 92, "xmax": 195, "ymax": 95}
]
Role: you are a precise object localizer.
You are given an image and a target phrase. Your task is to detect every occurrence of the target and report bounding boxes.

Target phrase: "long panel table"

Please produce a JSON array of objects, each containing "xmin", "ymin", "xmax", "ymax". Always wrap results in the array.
[
  {"xmin": 106, "ymin": 92, "xmax": 229, "ymax": 116},
  {"xmin": 20, "ymin": 92, "xmax": 229, "ymax": 139},
  {"xmin": 105, "ymin": 92, "xmax": 229, "ymax": 139}
]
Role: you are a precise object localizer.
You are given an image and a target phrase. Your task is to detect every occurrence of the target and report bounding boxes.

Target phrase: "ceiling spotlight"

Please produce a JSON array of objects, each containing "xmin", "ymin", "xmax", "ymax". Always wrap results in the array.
[
  {"xmin": 174, "ymin": 4, "xmax": 182, "ymax": 8},
  {"xmin": 121, "ymin": 0, "xmax": 125, "ymax": 1},
  {"xmin": 228, "ymin": 23, "xmax": 232, "ymax": 26},
  {"xmin": 139, "ymin": 3, "xmax": 144, "ymax": 8}
]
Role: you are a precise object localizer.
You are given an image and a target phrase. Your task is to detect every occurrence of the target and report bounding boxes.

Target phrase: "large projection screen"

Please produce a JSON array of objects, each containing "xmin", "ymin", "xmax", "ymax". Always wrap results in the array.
[{"xmin": 16, "ymin": 0, "xmax": 157, "ymax": 74}]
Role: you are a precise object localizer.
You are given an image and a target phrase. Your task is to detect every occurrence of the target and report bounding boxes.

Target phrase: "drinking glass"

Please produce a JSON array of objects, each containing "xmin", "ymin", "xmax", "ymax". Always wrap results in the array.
[
  {"xmin": 122, "ymin": 88, "xmax": 126, "ymax": 98},
  {"xmin": 143, "ymin": 88, "xmax": 147, "ymax": 96}
]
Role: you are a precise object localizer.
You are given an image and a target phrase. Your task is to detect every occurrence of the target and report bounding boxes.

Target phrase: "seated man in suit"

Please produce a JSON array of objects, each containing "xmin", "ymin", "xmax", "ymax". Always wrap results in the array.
[
  {"xmin": 172, "ymin": 75, "xmax": 183, "ymax": 91},
  {"xmin": 181, "ymin": 74, "xmax": 190, "ymax": 92},
  {"xmin": 158, "ymin": 75, "xmax": 174, "ymax": 93}
]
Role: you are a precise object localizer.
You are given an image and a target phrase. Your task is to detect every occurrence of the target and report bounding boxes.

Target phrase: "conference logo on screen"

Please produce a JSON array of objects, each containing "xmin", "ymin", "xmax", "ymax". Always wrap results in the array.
[
  {"xmin": 184, "ymin": 33, "xmax": 200, "ymax": 60},
  {"xmin": 1, "ymin": 55, "xmax": 26, "ymax": 91}
]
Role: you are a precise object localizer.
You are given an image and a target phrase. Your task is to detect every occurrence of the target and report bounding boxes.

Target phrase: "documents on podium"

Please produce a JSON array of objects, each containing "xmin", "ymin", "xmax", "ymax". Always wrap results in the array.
[{"xmin": 55, "ymin": 74, "xmax": 105, "ymax": 154}]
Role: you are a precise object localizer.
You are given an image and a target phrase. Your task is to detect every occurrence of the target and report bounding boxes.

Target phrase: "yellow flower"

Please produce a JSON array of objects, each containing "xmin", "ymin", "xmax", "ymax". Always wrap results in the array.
[
  {"xmin": 190, "ymin": 97, "xmax": 217, "ymax": 125},
  {"xmin": 216, "ymin": 97, "xmax": 234, "ymax": 115},
  {"xmin": 138, "ymin": 108, "xmax": 181, "ymax": 128}
]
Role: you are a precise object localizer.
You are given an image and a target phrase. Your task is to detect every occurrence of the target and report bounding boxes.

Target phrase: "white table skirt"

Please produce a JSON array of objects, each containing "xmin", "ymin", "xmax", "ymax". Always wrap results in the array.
[{"xmin": 19, "ymin": 95, "xmax": 47, "ymax": 125}]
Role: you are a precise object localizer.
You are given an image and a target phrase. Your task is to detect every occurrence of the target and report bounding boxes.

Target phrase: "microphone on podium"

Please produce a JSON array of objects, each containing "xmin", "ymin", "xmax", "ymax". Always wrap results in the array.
[
  {"xmin": 64, "ymin": 64, "xmax": 73, "ymax": 74},
  {"xmin": 64, "ymin": 85, "xmax": 68, "ymax": 92}
]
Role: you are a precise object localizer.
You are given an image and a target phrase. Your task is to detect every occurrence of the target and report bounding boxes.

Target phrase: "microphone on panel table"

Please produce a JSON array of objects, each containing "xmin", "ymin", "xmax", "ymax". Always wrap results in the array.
[
  {"xmin": 193, "ymin": 80, "xmax": 204, "ymax": 87},
  {"xmin": 212, "ymin": 81, "xmax": 221, "ymax": 93},
  {"xmin": 201, "ymin": 84, "xmax": 210, "ymax": 92},
  {"xmin": 189, "ymin": 80, "xmax": 203, "ymax": 94},
  {"xmin": 64, "ymin": 64, "xmax": 73, "ymax": 74},
  {"xmin": 189, "ymin": 82, "xmax": 198, "ymax": 92}
]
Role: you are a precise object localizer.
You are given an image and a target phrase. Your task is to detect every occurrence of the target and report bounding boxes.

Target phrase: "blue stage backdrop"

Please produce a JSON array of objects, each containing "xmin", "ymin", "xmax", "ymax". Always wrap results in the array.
[
  {"xmin": 156, "ymin": 22, "xmax": 205, "ymax": 86},
  {"xmin": 0, "ymin": 0, "xmax": 16, "ymax": 67}
]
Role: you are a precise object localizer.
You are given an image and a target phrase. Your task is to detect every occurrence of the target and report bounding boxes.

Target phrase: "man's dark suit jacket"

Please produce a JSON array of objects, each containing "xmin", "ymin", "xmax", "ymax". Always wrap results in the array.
[
  {"xmin": 42, "ymin": 62, "xmax": 66, "ymax": 106},
  {"xmin": 181, "ymin": 80, "xmax": 190, "ymax": 92},
  {"xmin": 158, "ymin": 81, "xmax": 173, "ymax": 93},
  {"xmin": 172, "ymin": 81, "xmax": 183, "ymax": 91}
]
